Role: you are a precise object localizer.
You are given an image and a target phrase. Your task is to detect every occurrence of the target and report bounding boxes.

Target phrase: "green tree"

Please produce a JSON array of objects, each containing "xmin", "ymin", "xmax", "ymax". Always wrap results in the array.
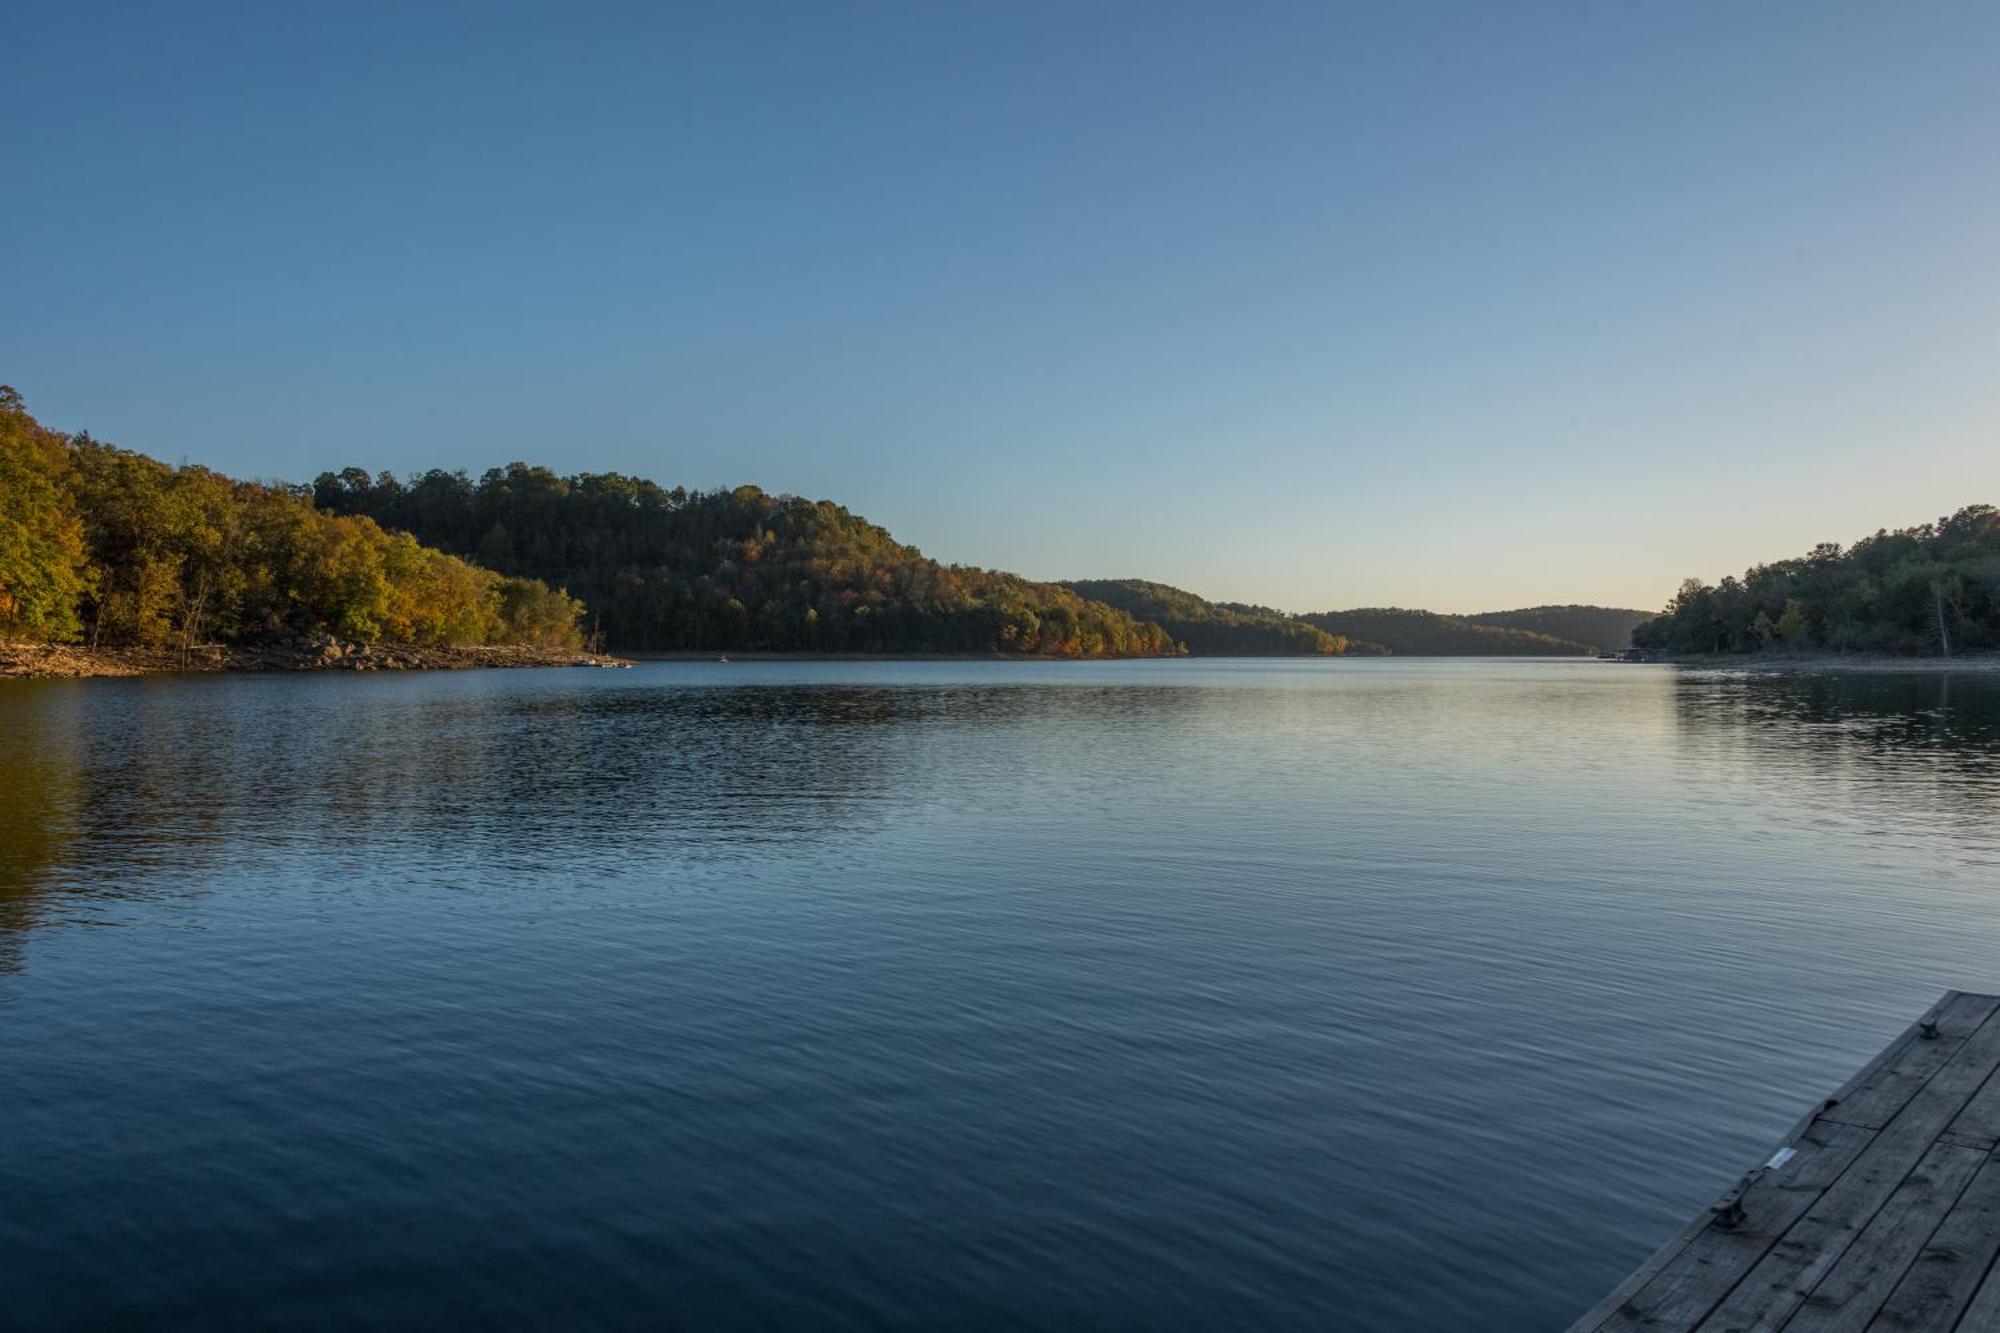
[
  {"xmin": 1634, "ymin": 507, "xmax": 2000, "ymax": 656},
  {"xmin": 0, "ymin": 388, "xmax": 92, "ymax": 640},
  {"xmin": 312, "ymin": 463, "xmax": 1183, "ymax": 656},
  {"xmin": 1774, "ymin": 597, "xmax": 1812, "ymax": 649},
  {"xmin": 0, "ymin": 392, "xmax": 585, "ymax": 653}
]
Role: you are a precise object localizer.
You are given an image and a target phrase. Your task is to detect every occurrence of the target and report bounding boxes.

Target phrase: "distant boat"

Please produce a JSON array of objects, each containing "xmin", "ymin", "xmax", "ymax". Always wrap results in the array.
[{"xmin": 718, "ymin": 654, "xmax": 729, "ymax": 663}]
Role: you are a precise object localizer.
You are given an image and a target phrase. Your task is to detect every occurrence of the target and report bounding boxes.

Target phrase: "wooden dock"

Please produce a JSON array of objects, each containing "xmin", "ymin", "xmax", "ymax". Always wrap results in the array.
[{"xmin": 1571, "ymin": 991, "xmax": 2000, "ymax": 1332}]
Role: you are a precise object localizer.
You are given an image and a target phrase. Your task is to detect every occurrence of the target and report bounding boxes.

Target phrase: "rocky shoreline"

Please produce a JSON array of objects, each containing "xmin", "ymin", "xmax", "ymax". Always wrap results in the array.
[{"xmin": 0, "ymin": 639, "xmax": 632, "ymax": 680}]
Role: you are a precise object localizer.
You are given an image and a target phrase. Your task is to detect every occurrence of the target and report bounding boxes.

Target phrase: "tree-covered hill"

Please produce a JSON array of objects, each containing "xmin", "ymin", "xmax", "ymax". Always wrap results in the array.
[
  {"xmin": 0, "ymin": 390, "xmax": 583, "ymax": 653},
  {"xmin": 1462, "ymin": 605, "xmax": 1652, "ymax": 654},
  {"xmin": 1298, "ymin": 608, "xmax": 1594, "ymax": 655},
  {"xmin": 312, "ymin": 465, "xmax": 1177, "ymax": 656},
  {"xmin": 1061, "ymin": 579, "xmax": 1378, "ymax": 655},
  {"xmin": 1064, "ymin": 586, "xmax": 1643, "ymax": 656},
  {"xmin": 1633, "ymin": 506, "xmax": 2000, "ymax": 655},
  {"xmin": 1, "ymin": 388, "xmax": 1679, "ymax": 663}
]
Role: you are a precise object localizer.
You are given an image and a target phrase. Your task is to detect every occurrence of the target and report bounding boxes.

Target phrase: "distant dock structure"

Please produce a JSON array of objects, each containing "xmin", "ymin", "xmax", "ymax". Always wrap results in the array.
[{"xmin": 1572, "ymin": 991, "xmax": 2000, "ymax": 1332}]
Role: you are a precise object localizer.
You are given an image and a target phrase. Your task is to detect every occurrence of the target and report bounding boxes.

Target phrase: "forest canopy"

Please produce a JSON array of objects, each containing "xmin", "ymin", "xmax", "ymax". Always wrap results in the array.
[
  {"xmin": 312, "ymin": 464, "xmax": 1178, "ymax": 656},
  {"xmin": 2, "ymin": 387, "xmax": 1703, "ymax": 663},
  {"xmin": 313, "ymin": 465, "xmax": 1666, "ymax": 659},
  {"xmin": 1297, "ymin": 607, "xmax": 1598, "ymax": 656},
  {"xmin": 1632, "ymin": 506, "xmax": 2000, "ymax": 656},
  {"xmin": 0, "ymin": 390, "xmax": 583, "ymax": 652},
  {"xmin": 1462, "ymin": 605, "xmax": 1650, "ymax": 655},
  {"xmin": 1062, "ymin": 579, "xmax": 1376, "ymax": 655}
]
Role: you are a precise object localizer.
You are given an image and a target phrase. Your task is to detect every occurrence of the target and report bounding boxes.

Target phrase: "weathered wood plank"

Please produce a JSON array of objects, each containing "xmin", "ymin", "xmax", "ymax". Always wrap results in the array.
[
  {"xmin": 1949, "ymin": 1252, "xmax": 2000, "ymax": 1333},
  {"xmin": 1586, "ymin": 1120, "xmax": 1877, "ymax": 1332},
  {"xmin": 1774, "ymin": 1141, "xmax": 1985, "ymax": 1333},
  {"xmin": 1698, "ymin": 1010, "xmax": 2000, "ymax": 1331},
  {"xmin": 1821, "ymin": 995, "xmax": 2000, "ymax": 1134},
  {"xmin": 1572, "ymin": 995, "xmax": 2000, "ymax": 1333},
  {"xmin": 1569, "ymin": 998, "xmax": 1975, "ymax": 1333},
  {"xmin": 1939, "ymin": 1070, "xmax": 2000, "ymax": 1154},
  {"xmin": 1860, "ymin": 1150, "xmax": 2000, "ymax": 1331}
]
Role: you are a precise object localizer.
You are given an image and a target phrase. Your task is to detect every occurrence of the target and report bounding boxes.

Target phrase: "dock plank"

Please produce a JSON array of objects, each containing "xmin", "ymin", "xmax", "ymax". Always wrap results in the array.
[
  {"xmin": 1698, "ymin": 1008, "xmax": 2000, "ymax": 1331},
  {"xmin": 1570, "ymin": 993, "xmax": 2000, "ymax": 1333},
  {"xmin": 1863, "ymin": 1151, "xmax": 2000, "ymax": 1332},
  {"xmin": 1822, "ymin": 995, "xmax": 2000, "ymax": 1134},
  {"xmin": 1570, "ymin": 1002, "xmax": 1971, "ymax": 1333},
  {"xmin": 1587, "ymin": 1121, "xmax": 1876, "ymax": 1332},
  {"xmin": 1939, "ymin": 1070, "xmax": 2000, "ymax": 1154},
  {"xmin": 1951, "ymin": 1258, "xmax": 2000, "ymax": 1333},
  {"xmin": 1776, "ymin": 1141, "xmax": 1984, "ymax": 1333}
]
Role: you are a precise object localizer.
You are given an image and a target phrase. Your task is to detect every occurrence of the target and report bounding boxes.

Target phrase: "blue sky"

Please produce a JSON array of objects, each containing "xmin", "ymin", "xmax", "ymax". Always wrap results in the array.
[{"xmin": 7, "ymin": 1, "xmax": 1998, "ymax": 613}]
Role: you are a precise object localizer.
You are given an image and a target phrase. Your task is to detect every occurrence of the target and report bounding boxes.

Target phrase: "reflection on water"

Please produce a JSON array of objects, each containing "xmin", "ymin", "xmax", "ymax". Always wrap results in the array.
[
  {"xmin": 0, "ymin": 689, "xmax": 80, "ymax": 973},
  {"xmin": 2, "ymin": 660, "xmax": 1997, "ymax": 1331},
  {"xmin": 1670, "ymin": 670, "xmax": 2000, "ymax": 840}
]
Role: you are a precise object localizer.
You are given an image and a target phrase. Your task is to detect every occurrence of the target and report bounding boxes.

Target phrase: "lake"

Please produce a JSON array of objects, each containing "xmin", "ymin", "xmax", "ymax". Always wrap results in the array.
[{"xmin": 4, "ymin": 658, "xmax": 1998, "ymax": 1330}]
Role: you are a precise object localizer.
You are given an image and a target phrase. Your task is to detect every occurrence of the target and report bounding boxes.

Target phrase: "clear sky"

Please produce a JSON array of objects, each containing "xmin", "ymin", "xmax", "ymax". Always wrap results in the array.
[{"xmin": 7, "ymin": 2, "xmax": 1998, "ymax": 614}]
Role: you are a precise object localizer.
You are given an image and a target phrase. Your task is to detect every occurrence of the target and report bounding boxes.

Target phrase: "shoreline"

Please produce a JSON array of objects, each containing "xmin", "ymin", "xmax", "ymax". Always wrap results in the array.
[
  {"xmin": 624, "ymin": 650, "xmax": 1188, "ymax": 662},
  {"xmin": 12, "ymin": 643, "xmax": 1996, "ymax": 679},
  {"xmin": 0, "ymin": 640, "xmax": 632, "ymax": 680},
  {"xmin": 1666, "ymin": 651, "xmax": 2000, "ymax": 675}
]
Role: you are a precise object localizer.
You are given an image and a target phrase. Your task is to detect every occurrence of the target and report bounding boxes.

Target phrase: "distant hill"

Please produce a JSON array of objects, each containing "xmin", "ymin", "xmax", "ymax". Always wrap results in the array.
[
  {"xmin": 1298, "ymin": 608, "xmax": 1594, "ymax": 656},
  {"xmin": 312, "ymin": 465, "xmax": 1177, "ymax": 656},
  {"xmin": 297, "ymin": 458, "xmax": 1644, "ymax": 661},
  {"xmin": 1062, "ymin": 579, "xmax": 1380, "ymax": 655},
  {"xmin": 1061, "ymin": 582, "xmax": 1628, "ymax": 657},
  {"xmin": 1463, "ymin": 605, "xmax": 1652, "ymax": 654}
]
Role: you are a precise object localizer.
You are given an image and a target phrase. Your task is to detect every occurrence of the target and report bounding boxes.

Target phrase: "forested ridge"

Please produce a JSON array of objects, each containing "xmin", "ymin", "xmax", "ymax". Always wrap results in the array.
[
  {"xmin": 1297, "ymin": 607, "xmax": 1598, "ymax": 656},
  {"xmin": 1061, "ymin": 579, "xmax": 1382, "ymax": 655},
  {"xmin": 3, "ymin": 388, "xmax": 1682, "ymax": 662},
  {"xmin": 314, "ymin": 463, "xmax": 1654, "ymax": 659},
  {"xmin": 1633, "ymin": 506, "xmax": 2000, "ymax": 655},
  {"xmin": 1462, "ymin": 605, "xmax": 1650, "ymax": 654},
  {"xmin": 1066, "ymin": 585, "xmax": 1655, "ymax": 657},
  {"xmin": 0, "ymin": 390, "xmax": 584, "ymax": 653},
  {"xmin": 312, "ymin": 465, "xmax": 1176, "ymax": 656}
]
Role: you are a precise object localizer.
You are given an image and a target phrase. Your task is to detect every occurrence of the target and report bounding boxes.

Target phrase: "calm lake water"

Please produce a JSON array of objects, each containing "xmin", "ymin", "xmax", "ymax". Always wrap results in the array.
[{"xmin": 4, "ymin": 659, "xmax": 1999, "ymax": 1330}]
